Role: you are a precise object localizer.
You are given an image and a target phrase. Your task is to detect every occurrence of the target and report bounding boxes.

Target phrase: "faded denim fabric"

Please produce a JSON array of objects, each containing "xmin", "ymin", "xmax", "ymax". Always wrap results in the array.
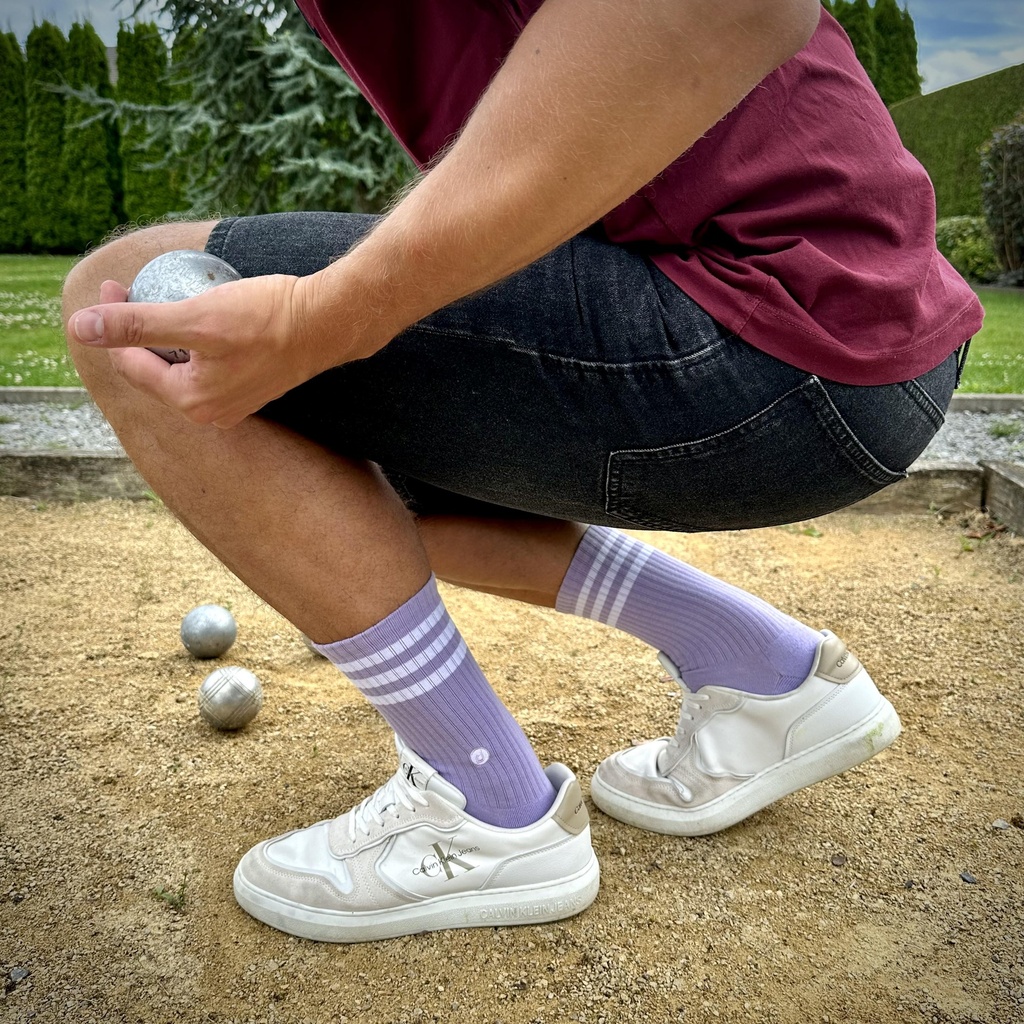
[{"xmin": 208, "ymin": 212, "xmax": 956, "ymax": 532}]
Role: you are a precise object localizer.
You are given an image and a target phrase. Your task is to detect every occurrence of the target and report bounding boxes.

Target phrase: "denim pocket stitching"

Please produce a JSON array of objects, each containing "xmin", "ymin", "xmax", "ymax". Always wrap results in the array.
[
  {"xmin": 604, "ymin": 376, "xmax": 904, "ymax": 529},
  {"xmin": 407, "ymin": 322, "xmax": 721, "ymax": 370},
  {"xmin": 899, "ymin": 377, "xmax": 947, "ymax": 429},
  {"xmin": 805, "ymin": 378, "xmax": 907, "ymax": 485}
]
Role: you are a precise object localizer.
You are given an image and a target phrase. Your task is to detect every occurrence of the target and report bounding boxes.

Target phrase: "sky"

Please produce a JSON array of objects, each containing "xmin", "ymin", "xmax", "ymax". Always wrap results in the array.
[{"xmin": 2, "ymin": 0, "xmax": 1023, "ymax": 95}]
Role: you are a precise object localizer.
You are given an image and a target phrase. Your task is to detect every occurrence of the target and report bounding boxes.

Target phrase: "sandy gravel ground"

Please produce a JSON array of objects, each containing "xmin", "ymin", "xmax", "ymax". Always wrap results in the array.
[{"xmin": 1, "ymin": 498, "xmax": 1022, "ymax": 1024}]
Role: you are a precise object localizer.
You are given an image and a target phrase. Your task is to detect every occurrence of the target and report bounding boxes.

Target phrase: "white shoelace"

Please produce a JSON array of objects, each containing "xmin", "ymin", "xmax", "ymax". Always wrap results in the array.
[
  {"xmin": 660, "ymin": 670, "xmax": 711, "ymax": 727},
  {"xmin": 678, "ymin": 691, "xmax": 711, "ymax": 724},
  {"xmin": 347, "ymin": 772, "xmax": 430, "ymax": 841}
]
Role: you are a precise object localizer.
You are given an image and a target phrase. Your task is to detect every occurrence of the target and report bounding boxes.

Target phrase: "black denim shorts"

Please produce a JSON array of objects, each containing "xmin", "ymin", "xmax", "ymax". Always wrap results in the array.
[{"xmin": 207, "ymin": 212, "xmax": 961, "ymax": 532}]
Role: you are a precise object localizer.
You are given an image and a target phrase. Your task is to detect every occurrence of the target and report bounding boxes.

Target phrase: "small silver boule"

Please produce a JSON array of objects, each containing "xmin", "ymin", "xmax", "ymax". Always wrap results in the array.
[
  {"xmin": 180, "ymin": 604, "xmax": 237, "ymax": 659},
  {"xmin": 127, "ymin": 250, "xmax": 241, "ymax": 363},
  {"xmin": 198, "ymin": 666, "xmax": 263, "ymax": 731}
]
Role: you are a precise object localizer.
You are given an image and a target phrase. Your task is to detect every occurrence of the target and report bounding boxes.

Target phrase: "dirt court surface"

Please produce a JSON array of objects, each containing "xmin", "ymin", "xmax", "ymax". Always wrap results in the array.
[{"xmin": 1, "ymin": 497, "xmax": 1022, "ymax": 1024}]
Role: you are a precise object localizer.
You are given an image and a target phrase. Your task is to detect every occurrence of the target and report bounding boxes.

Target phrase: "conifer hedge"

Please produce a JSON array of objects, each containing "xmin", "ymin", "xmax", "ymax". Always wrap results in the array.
[
  {"xmin": 25, "ymin": 22, "xmax": 69, "ymax": 252},
  {"xmin": 891, "ymin": 64, "xmax": 1024, "ymax": 218},
  {"xmin": 117, "ymin": 23, "xmax": 178, "ymax": 224},
  {"xmin": 823, "ymin": 0, "xmax": 921, "ymax": 106},
  {"xmin": 63, "ymin": 22, "xmax": 119, "ymax": 252},
  {"xmin": 0, "ymin": 32, "xmax": 27, "ymax": 252}
]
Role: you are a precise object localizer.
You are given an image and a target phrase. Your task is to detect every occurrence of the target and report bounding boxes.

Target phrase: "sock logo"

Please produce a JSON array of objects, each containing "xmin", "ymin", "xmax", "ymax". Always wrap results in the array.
[{"xmin": 413, "ymin": 838, "xmax": 480, "ymax": 880}]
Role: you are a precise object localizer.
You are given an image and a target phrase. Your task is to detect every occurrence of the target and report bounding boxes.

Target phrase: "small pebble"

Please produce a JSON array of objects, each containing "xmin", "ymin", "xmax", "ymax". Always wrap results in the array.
[
  {"xmin": 991, "ymin": 819, "xmax": 1012, "ymax": 830},
  {"xmin": 960, "ymin": 871, "xmax": 977, "ymax": 884},
  {"xmin": 831, "ymin": 853, "xmax": 847, "ymax": 868},
  {"xmin": 9, "ymin": 966, "xmax": 29, "ymax": 983}
]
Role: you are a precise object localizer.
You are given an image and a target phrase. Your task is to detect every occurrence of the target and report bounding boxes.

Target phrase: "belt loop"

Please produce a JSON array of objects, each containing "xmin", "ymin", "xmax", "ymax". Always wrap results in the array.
[{"xmin": 955, "ymin": 339, "xmax": 973, "ymax": 389}]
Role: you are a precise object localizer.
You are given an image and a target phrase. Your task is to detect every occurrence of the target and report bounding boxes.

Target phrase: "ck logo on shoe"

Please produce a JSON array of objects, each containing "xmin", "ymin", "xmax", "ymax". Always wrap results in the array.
[
  {"xmin": 413, "ymin": 838, "xmax": 480, "ymax": 880},
  {"xmin": 402, "ymin": 762, "xmax": 425, "ymax": 789}
]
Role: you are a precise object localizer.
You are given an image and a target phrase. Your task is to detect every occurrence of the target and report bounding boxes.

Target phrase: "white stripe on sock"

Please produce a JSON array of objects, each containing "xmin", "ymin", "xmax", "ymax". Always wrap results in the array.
[
  {"xmin": 573, "ymin": 529, "xmax": 619, "ymax": 618},
  {"xmin": 359, "ymin": 640, "xmax": 469, "ymax": 706},
  {"xmin": 589, "ymin": 534, "xmax": 641, "ymax": 624},
  {"xmin": 331, "ymin": 601, "xmax": 447, "ymax": 674},
  {"xmin": 604, "ymin": 545, "xmax": 652, "ymax": 629},
  {"xmin": 349, "ymin": 620, "xmax": 459, "ymax": 690}
]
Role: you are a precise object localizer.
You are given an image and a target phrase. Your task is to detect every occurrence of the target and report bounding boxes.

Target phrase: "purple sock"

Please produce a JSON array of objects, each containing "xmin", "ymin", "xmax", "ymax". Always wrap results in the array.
[
  {"xmin": 315, "ymin": 576, "xmax": 555, "ymax": 828},
  {"xmin": 556, "ymin": 526, "xmax": 820, "ymax": 695}
]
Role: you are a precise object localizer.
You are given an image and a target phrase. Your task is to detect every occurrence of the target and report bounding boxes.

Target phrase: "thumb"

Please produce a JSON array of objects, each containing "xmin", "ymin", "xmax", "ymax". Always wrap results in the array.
[{"xmin": 70, "ymin": 296, "xmax": 197, "ymax": 352}]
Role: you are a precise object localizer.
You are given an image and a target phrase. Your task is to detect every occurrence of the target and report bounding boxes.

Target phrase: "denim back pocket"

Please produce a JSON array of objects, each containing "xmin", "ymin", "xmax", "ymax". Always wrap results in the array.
[{"xmin": 604, "ymin": 376, "xmax": 906, "ymax": 532}]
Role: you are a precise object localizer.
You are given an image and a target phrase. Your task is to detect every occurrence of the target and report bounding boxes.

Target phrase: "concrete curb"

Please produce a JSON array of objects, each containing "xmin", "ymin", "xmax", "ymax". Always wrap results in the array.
[
  {"xmin": 2, "ymin": 448, "xmax": 1022, "ymax": 535},
  {"xmin": 0, "ymin": 450, "xmax": 148, "ymax": 502},
  {"xmin": 2, "ymin": 389, "xmax": 1023, "ymax": 534},
  {"xmin": 3, "ymin": 386, "xmax": 1024, "ymax": 412}
]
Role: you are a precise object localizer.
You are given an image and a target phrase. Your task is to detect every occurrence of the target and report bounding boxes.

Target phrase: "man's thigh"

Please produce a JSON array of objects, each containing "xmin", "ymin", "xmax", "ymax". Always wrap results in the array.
[
  {"xmin": 209, "ymin": 211, "xmax": 940, "ymax": 533},
  {"xmin": 206, "ymin": 211, "xmax": 740, "ymax": 526}
]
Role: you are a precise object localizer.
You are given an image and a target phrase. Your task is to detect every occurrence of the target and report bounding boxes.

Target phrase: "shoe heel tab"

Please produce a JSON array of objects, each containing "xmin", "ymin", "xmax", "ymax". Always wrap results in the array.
[
  {"xmin": 552, "ymin": 775, "xmax": 589, "ymax": 835},
  {"xmin": 816, "ymin": 633, "xmax": 862, "ymax": 684}
]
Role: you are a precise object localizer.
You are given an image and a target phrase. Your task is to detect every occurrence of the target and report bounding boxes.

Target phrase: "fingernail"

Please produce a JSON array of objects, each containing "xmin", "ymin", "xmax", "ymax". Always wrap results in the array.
[{"xmin": 73, "ymin": 312, "xmax": 104, "ymax": 343}]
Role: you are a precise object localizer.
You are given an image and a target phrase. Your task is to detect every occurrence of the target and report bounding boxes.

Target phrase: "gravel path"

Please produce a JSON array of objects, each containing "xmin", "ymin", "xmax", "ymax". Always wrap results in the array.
[{"xmin": 1, "ymin": 399, "xmax": 1022, "ymax": 465}]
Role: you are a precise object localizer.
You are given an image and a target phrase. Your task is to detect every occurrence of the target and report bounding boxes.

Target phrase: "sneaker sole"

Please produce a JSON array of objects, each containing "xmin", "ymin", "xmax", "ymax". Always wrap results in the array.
[
  {"xmin": 589, "ymin": 696, "xmax": 901, "ymax": 836},
  {"xmin": 233, "ymin": 854, "xmax": 601, "ymax": 943}
]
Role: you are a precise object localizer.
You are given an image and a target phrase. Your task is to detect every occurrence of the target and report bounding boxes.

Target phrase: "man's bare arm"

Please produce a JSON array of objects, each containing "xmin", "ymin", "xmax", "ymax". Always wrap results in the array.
[{"xmin": 307, "ymin": 0, "xmax": 822, "ymax": 360}]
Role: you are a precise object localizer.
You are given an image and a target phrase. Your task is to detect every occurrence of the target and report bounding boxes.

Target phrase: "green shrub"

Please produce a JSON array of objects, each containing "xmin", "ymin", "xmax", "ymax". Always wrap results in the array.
[
  {"xmin": 935, "ymin": 216, "xmax": 1001, "ymax": 283},
  {"xmin": 117, "ymin": 23, "xmax": 178, "ymax": 223},
  {"xmin": 981, "ymin": 115, "xmax": 1024, "ymax": 285}
]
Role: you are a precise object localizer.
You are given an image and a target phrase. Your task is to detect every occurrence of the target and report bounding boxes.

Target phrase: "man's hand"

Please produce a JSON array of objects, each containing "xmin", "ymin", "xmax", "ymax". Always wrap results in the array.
[{"xmin": 69, "ymin": 273, "xmax": 327, "ymax": 429}]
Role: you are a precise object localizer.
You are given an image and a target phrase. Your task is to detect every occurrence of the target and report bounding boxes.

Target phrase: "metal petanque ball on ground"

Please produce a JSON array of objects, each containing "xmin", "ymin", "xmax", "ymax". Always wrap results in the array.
[
  {"xmin": 180, "ymin": 604, "xmax": 237, "ymax": 659},
  {"xmin": 127, "ymin": 249, "xmax": 241, "ymax": 363},
  {"xmin": 198, "ymin": 666, "xmax": 263, "ymax": 731}
]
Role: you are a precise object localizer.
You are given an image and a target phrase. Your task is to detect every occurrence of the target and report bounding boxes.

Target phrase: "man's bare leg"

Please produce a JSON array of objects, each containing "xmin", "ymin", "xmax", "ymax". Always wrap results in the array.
[
  {"xmin": 64, "ymin": 220, "xmax": 562, "ymax": 829},
  {"xmin": 64, "ymin": 222, "xmax": 431, "ymax": 642},
  {"xmin": 418, "ymin": 516, "xmax": 585, "ymax": 607}
]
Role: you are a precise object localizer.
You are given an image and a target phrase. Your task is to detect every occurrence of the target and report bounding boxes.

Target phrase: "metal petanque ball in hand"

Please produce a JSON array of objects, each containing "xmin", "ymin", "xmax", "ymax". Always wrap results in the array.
[
  {"xmin": 180, "ymin": 604, "xmax": 237, "ymax": 659},
  {"xmin": 127, "ymin": 249, "xmax": 241, "ymax": 363},
  {"xmin": 198, "ymin": 666, "xmax": 263, "ymax": 731}
]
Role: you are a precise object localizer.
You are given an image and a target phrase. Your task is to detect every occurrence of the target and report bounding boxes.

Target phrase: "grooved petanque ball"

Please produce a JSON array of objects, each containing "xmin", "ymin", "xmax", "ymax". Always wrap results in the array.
[
  {"xmin": 127, "ymin": 249, "xmax": 241, "ymax": 363},
  {"xmin": 198, "ymin": 666, "xmax": 263, "ymax": 731}
]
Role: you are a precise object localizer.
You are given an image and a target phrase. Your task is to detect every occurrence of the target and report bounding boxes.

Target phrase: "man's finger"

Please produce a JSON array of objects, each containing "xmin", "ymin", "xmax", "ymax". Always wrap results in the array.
[
  {"xmin": 99, "ymin": 279, "xmax": 128, "ymax": 304},
  {"xmin": 70, "ymin": 297, "xmax": 209, "ymax": 352},
  {"xmin": 109, "ymin": 347, "xmax": 192, "ymax": 407}
]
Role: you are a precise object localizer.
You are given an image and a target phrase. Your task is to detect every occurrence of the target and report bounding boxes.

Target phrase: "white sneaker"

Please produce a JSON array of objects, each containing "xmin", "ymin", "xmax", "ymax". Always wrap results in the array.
[
  {"xmin": 590, "ymin": 632, "xmax": 901, "ymax": 836},
  {"xmin": 233, "ymin": 745, "xmax": 600, "ymax": 942}
]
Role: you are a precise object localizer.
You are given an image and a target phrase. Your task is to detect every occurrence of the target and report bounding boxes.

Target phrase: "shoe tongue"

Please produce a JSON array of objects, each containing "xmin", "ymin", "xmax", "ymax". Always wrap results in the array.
[{"xmin": 396, "ymin": 746, "xmax": 467, "ymax": 810}]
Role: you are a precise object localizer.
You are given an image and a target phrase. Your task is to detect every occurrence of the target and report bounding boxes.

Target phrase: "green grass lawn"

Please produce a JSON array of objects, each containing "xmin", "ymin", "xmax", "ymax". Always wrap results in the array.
[
  {"xmin": 0, "ymin": 254, "xmax": 79, "ymax": 387},
  {"xmin": 960, "ymin": 287, "xmax": 1024, "ymax": 393},
  {"xmin": 0, "ymin": 254, "xmax": 1022, "ymax": 392}
]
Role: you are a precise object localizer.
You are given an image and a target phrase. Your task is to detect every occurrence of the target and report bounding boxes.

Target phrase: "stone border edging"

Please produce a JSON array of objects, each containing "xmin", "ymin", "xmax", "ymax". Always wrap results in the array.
[
  {"xmin": 0, "ymin": 450, "xmax": 148, "ymax": 502},
  {"xmin": 0, "ymin": 386, "xmax": 92, "ymax": 405},
  {"xmin": 2, "ymin": 390, "xmax": 1023, "ymax": 534},
  {"xmin": 2, "ymin": 449, "xmax": 1023, "ymax": 535}
]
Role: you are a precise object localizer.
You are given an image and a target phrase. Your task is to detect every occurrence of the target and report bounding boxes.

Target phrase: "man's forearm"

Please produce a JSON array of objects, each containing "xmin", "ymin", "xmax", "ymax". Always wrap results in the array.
[{"xmin": 305, "ymin": 0, "xmax": 821, "ymax": 364}]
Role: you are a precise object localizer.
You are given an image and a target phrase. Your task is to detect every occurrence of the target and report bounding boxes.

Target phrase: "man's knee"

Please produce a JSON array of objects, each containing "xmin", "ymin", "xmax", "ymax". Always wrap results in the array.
[
  {"xmin": 62, "ymin": 219, "xmax": 220, "ymax": 384},
  {"xmin": 62, "ymin": 219, "xmax": 219, "ymax": 333}
]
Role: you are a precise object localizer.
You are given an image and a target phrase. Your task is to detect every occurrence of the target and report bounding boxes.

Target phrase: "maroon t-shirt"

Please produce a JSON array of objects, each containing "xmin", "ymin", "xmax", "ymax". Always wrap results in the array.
[{"xmin": 296, "ymin": 2, "xmax": 983, "ymax": 385}]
